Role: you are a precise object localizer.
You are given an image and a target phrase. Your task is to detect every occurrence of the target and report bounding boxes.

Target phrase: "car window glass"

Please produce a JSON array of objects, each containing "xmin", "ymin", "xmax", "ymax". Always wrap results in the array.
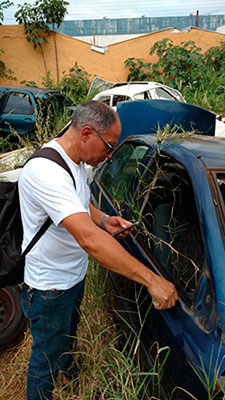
[
  {"xmin": 151, "ymin": 87, "xmax": 183, "ymax": 102},
  {"xmin": 99, "ymin": 143, "xmax": 148, "ymax": 203},
  {"xmin": 98, "ymin": 96, "xmax": 111, "ymax": 105},
  {"xmin": 152, "ymin": 87, "xmax": 176, "ymax": 101},
  {"xmin": 133, "ymin": 91, "xmax": 150, "ymax": 100},
  {"xmin": 167, "ymin": 87, "xmax": 184, "ymax": 102},
  {"xmin": 112, "ymin": 95, "xmax": 131, "ymax": 106},
  {"xmin": 3, "ymin": 93, "xmax": 34, "ymax": 115},
  {"xmin": 135, "ymin": 153, "xmax": 206, "ymax": 300}
]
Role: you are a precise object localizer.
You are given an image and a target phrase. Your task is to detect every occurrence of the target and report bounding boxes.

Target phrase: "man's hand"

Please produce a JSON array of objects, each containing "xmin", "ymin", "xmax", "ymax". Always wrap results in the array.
[
  {"xmin": 63, "ymin": 211, "xmax": 178, "ymax": 310},
  {"xmin": 147, "ymin": 274, "xmax": 178, "ymax": 310},
  {"xmin": 105, "ymin": 216, "xmax": 137, "ymax": 237}
]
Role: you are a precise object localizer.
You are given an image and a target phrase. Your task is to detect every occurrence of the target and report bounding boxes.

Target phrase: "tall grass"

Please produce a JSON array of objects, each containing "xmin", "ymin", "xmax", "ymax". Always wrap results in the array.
[
  {"xmin": 0, "ymin": 260, "xmax": 166, "ymax": 400},
  {"xmin": 1, "ymin": 260, "xmax": 224, "ymax": 399}
]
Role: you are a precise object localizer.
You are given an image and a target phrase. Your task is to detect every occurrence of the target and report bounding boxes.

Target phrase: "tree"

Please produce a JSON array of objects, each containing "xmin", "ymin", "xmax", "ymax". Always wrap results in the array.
[
  {"xmin": 149, "ymin": 38, "xmax": 205, "ymax": 89},
  {"xmin": 124, "ymin": 57, "xmax": 152, "ymax": 82},
  {"xmin": 0, "ymin": 1, "xmax": 16, "ymax": 81},
  {"xmin": 15, "ymin": 0, "xmax": 69, "ymax": 82},
  {"xmin": 15, "ymin": 2, "xmax": 50, "ymax": 75},
  {"xmin": 0, "ymin": 0, "xmax": 13, "ymax": 22}
]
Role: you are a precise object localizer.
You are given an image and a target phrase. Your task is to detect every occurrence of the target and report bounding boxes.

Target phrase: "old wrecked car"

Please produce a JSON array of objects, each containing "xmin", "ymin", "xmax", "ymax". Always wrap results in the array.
[
  {"xmin": 93, "ymin": 81, "xmax": 186, "ymax": 106},
  {"xmin": 90, "ymin": 101, "xmax": 225, "ymax": 399},
  {"xmin": 0, "ymin": 86, "xmax": 75, "ymax": 137}
]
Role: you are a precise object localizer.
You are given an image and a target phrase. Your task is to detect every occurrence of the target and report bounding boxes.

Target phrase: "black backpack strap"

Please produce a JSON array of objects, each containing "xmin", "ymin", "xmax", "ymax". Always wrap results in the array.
[
  {"xmin": 22, "ymin": 146, "xmax": 76, "ymax": 257},
  {"xmin": 22, "ymin": 217, "xmax": 52, "ymax": 257},
  {"xmin": 27, "ymin": 147, "xmax": 76, "ymax": 188}
]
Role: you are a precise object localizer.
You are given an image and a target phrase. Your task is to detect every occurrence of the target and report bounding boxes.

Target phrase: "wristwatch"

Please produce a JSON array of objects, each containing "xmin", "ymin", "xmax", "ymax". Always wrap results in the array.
[{"xmin": 101, "ymin": 214, "xmax": 109, "ymax": 230}]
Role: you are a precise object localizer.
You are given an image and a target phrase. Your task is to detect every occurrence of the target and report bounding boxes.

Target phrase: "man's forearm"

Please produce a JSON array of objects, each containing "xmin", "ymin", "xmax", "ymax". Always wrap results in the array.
[
  {"xmin": 89, "ymin": 203, "xmax": 108, "ymax": 227},
  {"xmin": 62, "ymin": 212, "xmax": 178, "ymax": 309}
]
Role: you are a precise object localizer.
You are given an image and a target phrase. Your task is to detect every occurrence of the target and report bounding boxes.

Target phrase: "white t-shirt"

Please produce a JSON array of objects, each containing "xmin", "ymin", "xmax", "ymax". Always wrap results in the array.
[{"xmin": 18, "ymin": 139, "xmax": 90, "ymax": 290}]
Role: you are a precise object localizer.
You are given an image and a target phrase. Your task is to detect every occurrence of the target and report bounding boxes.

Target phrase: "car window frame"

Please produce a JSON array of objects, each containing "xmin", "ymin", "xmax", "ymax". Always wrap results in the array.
[
  {"xmin": 136, "ymin": 149, "xmax": 209, "ymax": 305},
  {"xmin": 207, "ymin": 168, "xmax": 225, "ymax": 247},
  {"xmin": 96, "ymin": 95, "xmax": 111, "ymax": 106},
  {"xmin": 0, "ymin": 90, "xmax": 37, "ymax": 116}
]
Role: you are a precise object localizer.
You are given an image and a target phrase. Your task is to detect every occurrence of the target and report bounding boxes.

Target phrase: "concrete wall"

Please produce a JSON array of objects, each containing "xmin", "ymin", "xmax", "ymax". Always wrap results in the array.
[{"xmin": 1, "ymin": 24, "xmax": 225, "ymax": 87}]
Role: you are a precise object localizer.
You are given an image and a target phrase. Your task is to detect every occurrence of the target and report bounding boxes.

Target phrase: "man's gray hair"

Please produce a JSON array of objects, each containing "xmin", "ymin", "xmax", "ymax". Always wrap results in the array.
[{"xmin": 71, "ymin": 100, "xmax": 120, "ymax": 134}]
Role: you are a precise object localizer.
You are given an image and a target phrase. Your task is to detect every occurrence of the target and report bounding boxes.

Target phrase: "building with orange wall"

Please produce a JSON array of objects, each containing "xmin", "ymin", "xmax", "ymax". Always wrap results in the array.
[{"xmin": 0, "ymin": 24, "xmax": 225, "ymax": 87}]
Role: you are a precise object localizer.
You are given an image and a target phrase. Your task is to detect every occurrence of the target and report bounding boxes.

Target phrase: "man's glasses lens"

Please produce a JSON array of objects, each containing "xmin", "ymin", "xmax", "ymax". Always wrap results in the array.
[{"xmin": 92, "ymin": 128, "xmax": 115, "ymax": 154}]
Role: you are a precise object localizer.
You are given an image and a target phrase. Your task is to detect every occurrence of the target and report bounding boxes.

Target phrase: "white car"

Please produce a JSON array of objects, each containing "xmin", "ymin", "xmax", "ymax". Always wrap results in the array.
[{"xmin": 93, "ymin": 81, "xmax": 186, "ymax": 108}]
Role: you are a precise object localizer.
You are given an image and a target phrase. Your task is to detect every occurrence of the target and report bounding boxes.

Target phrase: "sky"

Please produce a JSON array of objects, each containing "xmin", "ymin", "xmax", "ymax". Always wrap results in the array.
[{"xmin": 3, "ymin": 0, "xmax": 225, "ymax": 25}]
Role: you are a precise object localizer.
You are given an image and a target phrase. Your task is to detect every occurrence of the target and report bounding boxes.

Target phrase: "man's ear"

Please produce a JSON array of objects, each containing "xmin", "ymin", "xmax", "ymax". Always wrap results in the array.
[{"xmin": 81, "ymin": 126, "xmax": 92, "ymax": 143}]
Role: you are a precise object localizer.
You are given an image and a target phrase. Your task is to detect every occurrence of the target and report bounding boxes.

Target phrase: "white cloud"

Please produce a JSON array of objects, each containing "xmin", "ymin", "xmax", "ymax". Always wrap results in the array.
[{"xmin": 3, "ymin": 0, "xmax": 225, "ymax": 24}]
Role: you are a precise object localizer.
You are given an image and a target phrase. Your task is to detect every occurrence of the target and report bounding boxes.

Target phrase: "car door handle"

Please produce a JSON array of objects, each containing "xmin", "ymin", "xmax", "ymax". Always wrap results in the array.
[{"xmin": 24, "ymin": 118, "xmax": 33, "ymax": 121}]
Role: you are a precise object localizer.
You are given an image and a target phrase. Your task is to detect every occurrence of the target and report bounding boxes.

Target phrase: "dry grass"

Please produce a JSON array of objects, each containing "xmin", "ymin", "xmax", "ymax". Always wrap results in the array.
[
  {"xmin": 0, "ymin": 329, "xmax": 31, "ymax": 400},
  {"xmin": 0, "ymin": 262, "xmax": 119, "ymax": 400}
]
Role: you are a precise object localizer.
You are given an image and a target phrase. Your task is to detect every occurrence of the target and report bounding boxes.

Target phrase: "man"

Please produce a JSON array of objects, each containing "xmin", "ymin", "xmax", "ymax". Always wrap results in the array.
[{"xmin": 19, "ymin": 100, "xmax": 178, "ymax": 400}]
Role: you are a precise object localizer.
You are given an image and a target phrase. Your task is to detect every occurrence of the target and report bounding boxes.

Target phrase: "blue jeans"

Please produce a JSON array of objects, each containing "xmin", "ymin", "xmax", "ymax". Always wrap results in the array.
[{"xmin": 22, "ymin": 279, "xmax": 85, "ymax": 400}]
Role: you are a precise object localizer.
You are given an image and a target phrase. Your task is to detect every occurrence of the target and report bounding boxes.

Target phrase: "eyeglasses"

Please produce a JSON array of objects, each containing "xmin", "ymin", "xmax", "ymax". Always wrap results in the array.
[{"xmin": 92, "ymin": 127, "xmax": 115, "ymax": 155}]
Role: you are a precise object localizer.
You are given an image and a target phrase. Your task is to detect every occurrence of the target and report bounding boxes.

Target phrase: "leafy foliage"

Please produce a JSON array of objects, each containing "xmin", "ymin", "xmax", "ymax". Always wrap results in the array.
[
  {"xmin": 20, "ymin": 62, "xmax": 91, "ymax": 105},
  {"xmin": 37, "ymin": 0, "xmax": 69, "ymax": 29},
  {"xmin": 0, "ymin": 0, "xmax": 13, "ymax": 22},
  {"xmin": 15, "ymin": 0, "xmax": 69, "ymax": 46},
  {"xmin": 124, "ymin": 57, "xmax": 152, "ymax": 82},
  {"xmin": 149, "ymin": 38, "xmax": 205, "ymax": 89},
  {"xmin": 124, "ymin": 39, "xmax": 225, "ymax": 116},
  {"xmin": 59, "ymin": 63, "xmax": 91, "ymax": 104},
  {"xmin": 0, "ymin": 49, "xmax": 16, "ymax": 81},
  {"xmin": 0, "ymin": 1, "xmax": 16, "ymax": 81},
  {"xmin": 15, "ymin": 2, "xmax": 50, "ymax": 49},
  {"xmin": 15, "ymin": 0, "xmax": 69, "ymax": 79}
]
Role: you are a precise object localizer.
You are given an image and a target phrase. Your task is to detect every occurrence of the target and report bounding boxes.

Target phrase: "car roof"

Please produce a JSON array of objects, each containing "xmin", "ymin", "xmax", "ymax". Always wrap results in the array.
[
  {"xmin": 0, "ymin": 85, "xmax": 64, "ymax": 99},
  {"xmin": 94, "ymin": 82, "xmax": 181, "ymax": 97},
  {"xmin": 127, "ymin": 134, "xmax": 225, "ymax": 169}
]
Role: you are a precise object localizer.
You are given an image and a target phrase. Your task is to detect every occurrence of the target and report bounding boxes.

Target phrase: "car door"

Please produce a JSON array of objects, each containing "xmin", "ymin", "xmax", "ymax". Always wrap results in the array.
[
  {"xmin": 125, "ymin": 148, "xmax": 225, "ymax": 398},
  {"xmin": 0, "ymin": 90, "xmax": 37, "ymax": 135},
  {"xmin": 91, "ymin": 141, "xmax": 225, "ymax": 399}
]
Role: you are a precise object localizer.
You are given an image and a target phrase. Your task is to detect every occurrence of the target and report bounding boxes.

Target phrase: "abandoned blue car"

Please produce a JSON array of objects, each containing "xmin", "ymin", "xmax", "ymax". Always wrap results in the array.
[
  {"xmin": 0, "ymin": 86, "xmax": 75, "ymax": 136},
  {"xmin": 90, "ymin": 101, "xmax": 225, "ymax": 399}
]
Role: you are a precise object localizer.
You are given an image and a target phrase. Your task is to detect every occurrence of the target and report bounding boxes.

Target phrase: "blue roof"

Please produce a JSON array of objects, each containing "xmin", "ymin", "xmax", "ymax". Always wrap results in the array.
[
  {"xmin": 53, "ymin": 15, "xmax": 225, "ymax": 36},
  {"xmin": 127, "ymin": 134, "xmax": 225, "ymax": 169}
]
